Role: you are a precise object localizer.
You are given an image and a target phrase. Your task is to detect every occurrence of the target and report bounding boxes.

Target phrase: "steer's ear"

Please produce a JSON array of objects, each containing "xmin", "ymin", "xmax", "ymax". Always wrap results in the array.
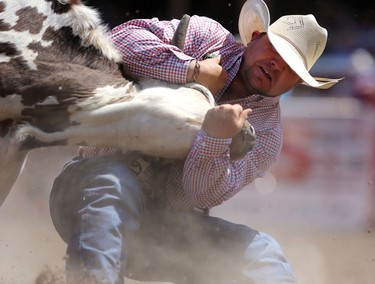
[{"xmin": 229, "ymin": 121, "xmax": 256, "ymax": 160}]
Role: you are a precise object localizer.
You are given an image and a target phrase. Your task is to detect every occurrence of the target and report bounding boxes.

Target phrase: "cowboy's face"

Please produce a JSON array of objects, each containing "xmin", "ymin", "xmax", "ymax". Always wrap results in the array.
[{"xmin": 239, "ymin": 31, "xmax": 301, "ymax": 97}]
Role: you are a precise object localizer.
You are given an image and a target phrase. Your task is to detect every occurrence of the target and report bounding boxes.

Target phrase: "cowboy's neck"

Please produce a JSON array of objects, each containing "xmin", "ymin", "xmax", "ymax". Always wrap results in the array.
[{"xmin": 218, "ymin": 74, "xmax": 250, "ymax": 103}]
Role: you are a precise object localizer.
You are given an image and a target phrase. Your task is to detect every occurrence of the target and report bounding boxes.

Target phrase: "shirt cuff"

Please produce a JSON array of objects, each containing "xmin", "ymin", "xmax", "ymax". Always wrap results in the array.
[
  {"xmin": 170, "ymin": 49, "xmax": 194, "ymax": 82},
  {"xmin": 193, "ymin": 129, "xmax": 232, "ymax": 157}
]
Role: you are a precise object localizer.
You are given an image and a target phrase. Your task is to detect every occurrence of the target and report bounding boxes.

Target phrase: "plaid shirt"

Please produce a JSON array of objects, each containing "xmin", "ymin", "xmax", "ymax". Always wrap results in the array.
[{"xmin": 81, "ymin": 16, "xmax": 282, "ymax": 209}]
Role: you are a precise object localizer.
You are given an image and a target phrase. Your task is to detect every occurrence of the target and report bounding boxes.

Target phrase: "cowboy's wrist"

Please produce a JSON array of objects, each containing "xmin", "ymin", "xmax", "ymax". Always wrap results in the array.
[{"xmin": 187, "ymin": 60, "xmax": 200, "ymax": 82}]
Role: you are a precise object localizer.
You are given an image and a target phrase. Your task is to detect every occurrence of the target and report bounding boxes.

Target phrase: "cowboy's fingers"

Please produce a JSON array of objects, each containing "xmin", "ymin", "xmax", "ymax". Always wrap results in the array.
[
  {"xmin": 229, "ymin": 104, "xmax": 246, "ymax": 116},
  {"xmin": 239, "ymin": 108, "xmax": 253, "ymax": 122}
]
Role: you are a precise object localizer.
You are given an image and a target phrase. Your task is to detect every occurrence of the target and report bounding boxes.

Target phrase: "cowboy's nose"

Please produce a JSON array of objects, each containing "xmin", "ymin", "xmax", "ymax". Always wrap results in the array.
[
  {"xmin": 270, "ymin": 58, "xmax": 280, "ymax": 71},
  {"xmin": 271, "ymin": 56, "xmax": 286, "ymax": 71}
]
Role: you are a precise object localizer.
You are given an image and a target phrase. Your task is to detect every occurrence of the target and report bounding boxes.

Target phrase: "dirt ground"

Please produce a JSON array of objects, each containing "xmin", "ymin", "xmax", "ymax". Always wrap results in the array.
[{"xmin": 1, "ymin": 148, "xmax": 374, "ymax": 284}]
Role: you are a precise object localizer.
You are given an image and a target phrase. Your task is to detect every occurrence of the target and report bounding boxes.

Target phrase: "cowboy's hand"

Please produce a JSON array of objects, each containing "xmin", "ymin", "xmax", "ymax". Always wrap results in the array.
[
  {"xmin": 202, "ymin": 104, "xmax": 252, "ymax": 139},
  {"xmin": 189, "ymin": 56, "xmax": 228, "ymax": 95}
]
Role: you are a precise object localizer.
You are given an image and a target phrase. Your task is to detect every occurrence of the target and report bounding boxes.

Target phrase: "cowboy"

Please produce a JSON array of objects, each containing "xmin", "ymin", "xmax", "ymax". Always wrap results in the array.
[{"xmin": 49, "ymin": 0, "xmax": 340, "ymax": 283}]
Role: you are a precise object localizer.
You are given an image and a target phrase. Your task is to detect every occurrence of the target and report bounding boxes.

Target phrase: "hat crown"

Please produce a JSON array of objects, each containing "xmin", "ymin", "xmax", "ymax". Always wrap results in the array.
[{"xmin": 269, "ymin": 14, "xmax": 327, "ymax": 70}]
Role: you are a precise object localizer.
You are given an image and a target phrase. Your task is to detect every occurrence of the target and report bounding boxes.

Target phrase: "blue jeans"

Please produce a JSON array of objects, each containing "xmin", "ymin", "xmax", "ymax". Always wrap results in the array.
[{"xmin": 50, "ymin": 155, "xmax": 297, "ymax": 284}]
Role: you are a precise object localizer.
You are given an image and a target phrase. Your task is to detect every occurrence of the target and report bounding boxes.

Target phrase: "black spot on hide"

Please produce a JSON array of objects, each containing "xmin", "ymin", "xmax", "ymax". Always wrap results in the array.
[
  {"xmin": 0, "ymin": 42, "xmax": 21, "ymax": 58},
  {"xmin": 45, "ymin": 0, "xmax": 73, "ymax": 14},
  {"xmin": 21, "ymin": 104, "xmax": 72, "ymax": 133},
  {"xmin": 14, "ymin": 7, "xmax": 47, "ymax": 34}
]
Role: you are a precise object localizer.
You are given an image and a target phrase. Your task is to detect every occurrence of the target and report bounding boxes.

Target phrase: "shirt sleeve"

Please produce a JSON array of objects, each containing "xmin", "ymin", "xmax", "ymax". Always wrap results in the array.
[
  {"xmin": 110, "ymin": 16, "xmax": 235, "ymax": 84},
  {"xmin": 182, "ymin": 103, "xmax": 283, "ymax": 209}
]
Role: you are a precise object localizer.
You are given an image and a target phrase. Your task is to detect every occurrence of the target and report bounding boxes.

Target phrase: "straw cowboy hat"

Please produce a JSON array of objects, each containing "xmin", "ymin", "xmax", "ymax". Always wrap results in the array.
[{"xmin": 238, "ymin": 0, "xmax": 341, "ymax": 89}]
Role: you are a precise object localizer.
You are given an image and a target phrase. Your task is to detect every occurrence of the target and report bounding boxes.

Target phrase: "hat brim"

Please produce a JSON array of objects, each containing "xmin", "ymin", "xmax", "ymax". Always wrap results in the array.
[
  {"xmin": 268, "ymin": 31, "xmax": 341, "ymax": 89},
  {"xmin": 238, "ymin": 0, "xmax": 270, "ymax": 45}
]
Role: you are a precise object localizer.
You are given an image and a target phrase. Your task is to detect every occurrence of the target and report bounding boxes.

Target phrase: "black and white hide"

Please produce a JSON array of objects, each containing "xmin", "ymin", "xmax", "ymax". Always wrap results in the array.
[{"xmin": 0, "ymin": 0, "xmax": 256, "ymax": 206}]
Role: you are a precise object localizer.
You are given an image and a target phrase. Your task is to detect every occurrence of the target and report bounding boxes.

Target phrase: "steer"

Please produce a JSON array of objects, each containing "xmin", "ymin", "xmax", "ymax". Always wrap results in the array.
[{"xmin": 0, "ymin": 0, "xmax": 256, "ymax": 206}]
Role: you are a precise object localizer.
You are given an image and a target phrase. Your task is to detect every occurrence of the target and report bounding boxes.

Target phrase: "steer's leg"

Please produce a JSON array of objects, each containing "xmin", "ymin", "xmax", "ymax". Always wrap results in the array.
[{"xmin": 0, "ymin": 137, "xmax": 28, "ymax": 206}]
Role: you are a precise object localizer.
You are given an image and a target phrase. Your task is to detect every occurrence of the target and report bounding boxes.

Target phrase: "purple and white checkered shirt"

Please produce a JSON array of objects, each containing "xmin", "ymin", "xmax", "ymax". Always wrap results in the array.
[{"xmin": 80, "ymin": 16, "xmax": 282, "ymax": 209}]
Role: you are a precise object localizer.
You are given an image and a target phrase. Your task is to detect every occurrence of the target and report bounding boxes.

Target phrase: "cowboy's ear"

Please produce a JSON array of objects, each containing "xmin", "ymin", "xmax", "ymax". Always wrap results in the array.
[{"xmin": 250, "ymin": 30, "xmax": 262, "ymax": 40}]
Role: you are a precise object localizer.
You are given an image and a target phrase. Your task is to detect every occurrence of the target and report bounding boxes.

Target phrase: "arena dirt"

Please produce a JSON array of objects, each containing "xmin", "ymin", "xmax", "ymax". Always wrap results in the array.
[{"xmin": 0, "ymin": 148, "xmax": 374, "ymax": 284}]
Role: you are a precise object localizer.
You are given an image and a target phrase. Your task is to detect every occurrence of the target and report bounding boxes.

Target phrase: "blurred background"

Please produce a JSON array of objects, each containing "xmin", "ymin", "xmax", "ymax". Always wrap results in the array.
[{"xmin": 1, "ymin": 0, "xmax": 374, "ymax": 283}]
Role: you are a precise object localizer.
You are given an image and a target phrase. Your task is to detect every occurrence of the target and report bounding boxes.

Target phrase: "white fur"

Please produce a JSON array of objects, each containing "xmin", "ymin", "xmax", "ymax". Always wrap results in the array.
[{"xmin": 69, "ymin": 4, "xmax": 122, "ymax": 61}]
